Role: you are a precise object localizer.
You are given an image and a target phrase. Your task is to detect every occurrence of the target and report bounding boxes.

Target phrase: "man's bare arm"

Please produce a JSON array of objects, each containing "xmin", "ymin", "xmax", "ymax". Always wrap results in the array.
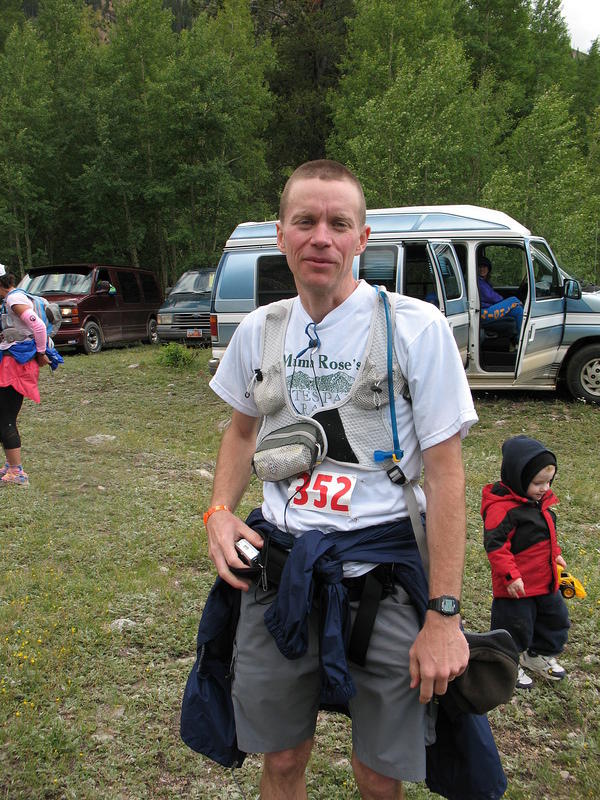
[
  {"xmin": 408, "ymin": 432, "xmax": 469, "ymax": 703},
  {"xmin": 205, "ymin": 410, "xmax": 264, "ymax": 590}
]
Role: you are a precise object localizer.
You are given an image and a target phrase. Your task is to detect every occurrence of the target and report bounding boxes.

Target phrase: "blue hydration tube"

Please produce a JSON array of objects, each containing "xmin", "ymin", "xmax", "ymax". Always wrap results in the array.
[{"xmin": 373, "ymin": 286, "xmax": 404, "ymax": 465}]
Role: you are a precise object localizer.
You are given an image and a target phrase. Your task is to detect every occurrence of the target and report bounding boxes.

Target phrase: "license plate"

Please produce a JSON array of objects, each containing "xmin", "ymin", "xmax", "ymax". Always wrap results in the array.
[{"xmin": 186, "ymin": 329, "xmax": 204, "ymax": 338}]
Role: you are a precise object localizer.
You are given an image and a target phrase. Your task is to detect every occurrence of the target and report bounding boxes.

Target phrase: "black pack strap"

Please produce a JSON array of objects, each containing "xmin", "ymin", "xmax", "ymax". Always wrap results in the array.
[{"xmin": 347, "ymin": 568, "xmax": 385, "ymax": 667}]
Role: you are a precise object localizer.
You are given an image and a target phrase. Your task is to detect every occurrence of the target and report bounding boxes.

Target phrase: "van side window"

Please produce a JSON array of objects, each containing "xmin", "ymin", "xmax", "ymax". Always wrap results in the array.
[
  {"xmin": 97, "ymin": 268, "xmax": 112, "ymax": 286},
  {"xmin": 359, "ymin": 246, "xmax": 398, "ymax": 291},
  {"xmin": 530, "ymin": 242, "xmax": 561, "ymax": 299},
  {"xmin": 432, "ymin": 243, "xmax": 461, "ymax": 300},
  {"xmin": 217, "ymin": 253, "xmax": 256, "ymax": 302},
  {"xmin": 404, "ymin": 244, "xmax": 439, "ymax": 306},
  {"xmin": 257, "ymin": 255, "xmax": 295, "ymax": 306},
  {"xmin": 140, "ymin": 273, "xmax": 161, "ymax": 303},
  {"xmin": 117, "ymin": 271, "xmax": 141, "ymax": 303}
]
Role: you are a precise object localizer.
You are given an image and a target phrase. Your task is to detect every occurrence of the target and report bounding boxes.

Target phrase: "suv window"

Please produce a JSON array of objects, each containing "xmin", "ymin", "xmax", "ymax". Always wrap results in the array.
[
  {"xmin": 117, "ymin": 271, "xmax": 141, "ymax": 303},
  {"xmin": 531, "ymin": 242, "xmax": 561, "ymax": 299},
  {"xmin": 257, "ymin": 254, "xmax": 295, "ymax": 306}
]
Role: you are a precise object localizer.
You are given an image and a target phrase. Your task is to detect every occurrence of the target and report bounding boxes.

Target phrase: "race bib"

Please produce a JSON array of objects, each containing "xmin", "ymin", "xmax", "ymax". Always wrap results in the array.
[{"xmin": 288, "ymin": 468, "xmax": 357, "ymax": 516}]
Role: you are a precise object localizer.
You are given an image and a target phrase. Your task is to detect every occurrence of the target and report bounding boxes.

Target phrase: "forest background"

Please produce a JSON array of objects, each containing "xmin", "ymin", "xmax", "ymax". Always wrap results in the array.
[{"xmin": 1, "ymin": 0, "xmax": 600, "ymax": 292}]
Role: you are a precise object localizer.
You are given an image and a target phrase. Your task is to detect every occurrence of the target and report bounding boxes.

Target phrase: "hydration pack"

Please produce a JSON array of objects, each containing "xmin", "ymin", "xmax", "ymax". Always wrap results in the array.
[{"xmin": 0, "ymin": 290, "xmax": 62, "ymax": 344}]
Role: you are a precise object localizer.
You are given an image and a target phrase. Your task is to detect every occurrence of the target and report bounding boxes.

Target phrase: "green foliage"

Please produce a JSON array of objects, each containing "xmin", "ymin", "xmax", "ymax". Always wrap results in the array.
[
  {"xmin": 0, "ymin": 0, "xmax": 599, "ymax": 286},
  {"xmin": 0, "ymin": 20, "xmax": 55, "ymax": 274},
  {"xmin": 156, "ymin": 341, "xmax": 198, "ymax": 368},
  {"xmin": 483, "ymin": 87, "xmax": 600, "ymax": 281}
]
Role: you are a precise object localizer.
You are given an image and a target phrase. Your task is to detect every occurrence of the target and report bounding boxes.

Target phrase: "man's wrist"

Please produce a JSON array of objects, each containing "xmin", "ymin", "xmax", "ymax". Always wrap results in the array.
[
  {"xmin": 427, "ymin": 595, "xmax": 461, "ymax": 616},
  {"xmin": 203, "ymin": 504, "xmax": 231, "ymax": 526}
]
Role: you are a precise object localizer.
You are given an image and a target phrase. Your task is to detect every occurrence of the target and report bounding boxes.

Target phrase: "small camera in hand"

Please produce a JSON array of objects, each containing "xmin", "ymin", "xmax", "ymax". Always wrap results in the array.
[{"xmin": 235, "ymin": 538, "xmax": 261, "ymax": 567}]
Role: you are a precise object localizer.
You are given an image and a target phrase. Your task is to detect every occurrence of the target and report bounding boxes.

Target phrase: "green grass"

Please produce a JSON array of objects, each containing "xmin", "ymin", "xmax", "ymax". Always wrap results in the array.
[{"xmin": 1, "ymin": 346, "xmax": 599, "ymax": 799}]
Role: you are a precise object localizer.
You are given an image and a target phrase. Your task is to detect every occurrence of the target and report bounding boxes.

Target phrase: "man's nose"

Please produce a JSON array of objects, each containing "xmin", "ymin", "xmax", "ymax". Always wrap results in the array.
[{"xmin": 311, "ymin": 221, "xmax": 332, "ymax": 245}]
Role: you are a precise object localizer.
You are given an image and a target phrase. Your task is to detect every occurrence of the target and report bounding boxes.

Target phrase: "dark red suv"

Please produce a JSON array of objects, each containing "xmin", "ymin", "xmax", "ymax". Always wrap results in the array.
[{"xmin": 18, "ymin": 264, "xmax": 163, "ymax": 354}]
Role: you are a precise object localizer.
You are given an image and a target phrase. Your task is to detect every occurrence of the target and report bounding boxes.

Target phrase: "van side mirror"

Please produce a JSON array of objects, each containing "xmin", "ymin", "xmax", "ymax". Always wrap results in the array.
[{"xmin": 563, "ymin": 278, "xmax": 581, "ymax": 300}]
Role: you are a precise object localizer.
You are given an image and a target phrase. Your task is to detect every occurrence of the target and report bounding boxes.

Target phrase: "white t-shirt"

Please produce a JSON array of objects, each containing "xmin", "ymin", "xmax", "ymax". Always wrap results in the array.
[
  {"xmin": 210, "ymin": 280, "xmax": 477, "ymax": 544},
  {"xmin": 0, "ymin": 290, "xmax": 32, "ymax": 351}
]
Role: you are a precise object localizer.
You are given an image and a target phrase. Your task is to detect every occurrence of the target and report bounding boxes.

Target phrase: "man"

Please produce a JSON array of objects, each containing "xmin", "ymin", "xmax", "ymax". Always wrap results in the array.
[{"xmin": 205, "ymin": 160, "xmax": 478, "ymax": 799}]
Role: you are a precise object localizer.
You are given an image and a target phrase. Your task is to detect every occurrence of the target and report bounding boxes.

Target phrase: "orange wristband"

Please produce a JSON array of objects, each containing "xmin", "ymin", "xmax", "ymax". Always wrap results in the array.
[{"xmin": 203, "ymin": 504, "xmax": 230, "ymax": 526}]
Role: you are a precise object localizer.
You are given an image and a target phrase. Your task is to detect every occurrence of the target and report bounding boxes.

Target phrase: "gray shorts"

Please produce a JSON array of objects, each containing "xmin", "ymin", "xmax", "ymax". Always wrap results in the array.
[{"xmin": 231, "ymin": 581, "xmax": 436, "ymax": 781}]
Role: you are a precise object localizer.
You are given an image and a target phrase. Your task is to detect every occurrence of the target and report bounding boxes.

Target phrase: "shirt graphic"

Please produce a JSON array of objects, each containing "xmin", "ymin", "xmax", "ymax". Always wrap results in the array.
[{"xmin": 284, "ymin": 350, "xmax": 361, "ymax": 415}]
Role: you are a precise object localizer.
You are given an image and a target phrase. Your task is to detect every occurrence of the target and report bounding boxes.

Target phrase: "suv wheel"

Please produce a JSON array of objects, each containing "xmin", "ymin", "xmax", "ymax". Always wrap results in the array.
[
  {"xmin": 82, "ymin": 321, "xmax": 103, "ymax": 354},
  {"xmin": 147, "ymin": 317, "xmax": 158, "ymax": 344},
  {"xmin": 565, "ymin": 344, "xmax": 600, "ymax": 403}
]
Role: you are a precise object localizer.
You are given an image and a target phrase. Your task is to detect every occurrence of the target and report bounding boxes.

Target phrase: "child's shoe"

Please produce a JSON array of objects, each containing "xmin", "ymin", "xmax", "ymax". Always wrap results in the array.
[
  {"xmin": 0, "ymin": 461, "xmax": 9, "ymax": 478},
  {"xmin": 520, "ymin": 651, "xmax": 565, "ymax": 681},
  {"xmin": 515, "ymin": 666, "xmax": 533, "ymax": 689},
  {"xmin": 0, "ymin": 466, "xmax": 29, "ymax": 487}
]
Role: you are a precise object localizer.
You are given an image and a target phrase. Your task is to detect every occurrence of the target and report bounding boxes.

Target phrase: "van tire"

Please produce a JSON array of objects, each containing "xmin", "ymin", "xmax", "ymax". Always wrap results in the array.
[
  {"xmin": 82, "ymin": 321, "xmax": 103, "ymax": 354},
  {"xmin": 147, "ymin": 317, "xmax": 158, "ymax": 345},
  {"xmin": 565, "ymin": 345, "xmax": 600, "ymax": 403}
]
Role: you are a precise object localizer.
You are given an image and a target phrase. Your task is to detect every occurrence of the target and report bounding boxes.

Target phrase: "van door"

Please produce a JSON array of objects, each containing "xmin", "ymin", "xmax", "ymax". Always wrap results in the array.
[
  {"xmin": 114, "ymin": 269, "xmax": 145, "ymax": 340},
  {"xmin": 515, "ymin": 240, "xmax": 565, "ymax": 387},
  {"xmin": 428, "ymin": 242, "xmax": 469, "ymax": 366},
  {"xmin": 94, "ymin": 267, "xmax": 122, "ymax": 343}
]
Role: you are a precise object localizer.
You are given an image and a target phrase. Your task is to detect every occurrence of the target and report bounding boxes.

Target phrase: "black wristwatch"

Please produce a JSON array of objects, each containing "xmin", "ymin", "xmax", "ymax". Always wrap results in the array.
[{"xmin": 427, "ymin": 596, "xmax": 461, "ymax": 616}]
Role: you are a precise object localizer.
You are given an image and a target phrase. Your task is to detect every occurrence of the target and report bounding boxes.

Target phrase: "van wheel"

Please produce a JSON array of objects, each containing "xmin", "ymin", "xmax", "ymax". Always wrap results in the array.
[
  {"xmin": 147, "ymin": 317, "xmax": 158, "ymax": 345},
  {"xmin": 565, "ymin": 345, "xmax": 600, "ymax": 403},
  {"xmin": 83, "ymin": 321, "xmax": 103, "ymax": 354}
]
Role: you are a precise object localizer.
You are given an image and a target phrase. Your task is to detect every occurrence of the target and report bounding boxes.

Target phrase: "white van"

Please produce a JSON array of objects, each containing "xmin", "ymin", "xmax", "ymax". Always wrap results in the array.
[{"xmin": 208, "ymin": 205, "xmax": 600, "ymax": 404}]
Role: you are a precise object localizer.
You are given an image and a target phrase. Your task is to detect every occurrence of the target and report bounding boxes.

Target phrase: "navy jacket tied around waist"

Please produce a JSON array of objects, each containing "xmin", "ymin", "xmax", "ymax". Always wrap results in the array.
[
  {"xmin": 180, "ymin": 509, "xmax": 507, "ymax": 799},
  {"xmin": 247, "ymin": 507, "xmax": 428, "ymax": 705}
]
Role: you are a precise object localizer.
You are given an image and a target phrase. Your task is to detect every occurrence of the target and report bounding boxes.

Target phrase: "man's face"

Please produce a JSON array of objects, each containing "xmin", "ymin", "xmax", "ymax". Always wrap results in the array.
[{"xmin": 276, "ymin": 177, "xmax": 369, "ymax": 300}]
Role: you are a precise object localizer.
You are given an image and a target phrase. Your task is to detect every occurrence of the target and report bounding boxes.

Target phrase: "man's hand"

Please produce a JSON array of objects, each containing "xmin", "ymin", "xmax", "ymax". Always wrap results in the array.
[
  {"xmin": 203, "ymin": 409, "xmax": 261, "ymax": 590},
  {"xmin": 507, "ymin": 577, "xmax": 526, "ymax": 598},
  {"xmin": 408, "ymin": 612, "xmax": 469, "ymax": 704},
  {"xmin": 205, "ymin": 508, "xmax": 264, "ymax": 591}
]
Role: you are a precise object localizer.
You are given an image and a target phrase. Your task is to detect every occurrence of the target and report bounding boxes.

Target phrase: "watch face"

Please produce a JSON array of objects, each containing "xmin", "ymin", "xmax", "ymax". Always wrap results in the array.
[{"xmin": 441, "ymin": 597, "xmax": 457, "ymax": 614}]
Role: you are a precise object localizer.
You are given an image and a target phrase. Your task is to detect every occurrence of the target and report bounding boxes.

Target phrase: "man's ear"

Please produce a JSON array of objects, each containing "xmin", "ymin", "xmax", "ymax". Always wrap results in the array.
[
  {"xmin": 276, "ymin": 222, "xmax": 286, "ymax": 254},
  {"xmin": 356, "ymin": 225, "xmax": 371, "ymax": 255}
]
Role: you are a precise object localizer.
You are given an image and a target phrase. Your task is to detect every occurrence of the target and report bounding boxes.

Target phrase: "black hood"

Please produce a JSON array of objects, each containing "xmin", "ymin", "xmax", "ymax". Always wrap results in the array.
[{"xmin": 500, "ymin": 435, "xmax": 557, "ymax": 497}]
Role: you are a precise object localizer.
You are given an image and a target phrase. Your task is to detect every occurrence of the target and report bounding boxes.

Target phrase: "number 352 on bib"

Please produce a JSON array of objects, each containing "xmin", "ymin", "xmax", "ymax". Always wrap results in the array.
[{"xmin": 288, "ymin": 469, "xmax": 357, "ymax": 516}]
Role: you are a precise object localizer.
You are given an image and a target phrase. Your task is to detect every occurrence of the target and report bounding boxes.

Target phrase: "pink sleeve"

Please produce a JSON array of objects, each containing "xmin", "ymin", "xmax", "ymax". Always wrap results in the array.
[{"xmin": 19, "ymin": 308, "xmax": 47, "ymax": 352}]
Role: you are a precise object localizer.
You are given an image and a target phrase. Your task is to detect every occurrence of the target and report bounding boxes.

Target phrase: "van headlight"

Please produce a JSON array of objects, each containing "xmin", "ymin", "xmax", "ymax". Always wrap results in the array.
[{"xmin": 157, "ymin": 313, "xmax": 172, "ymax": 324}]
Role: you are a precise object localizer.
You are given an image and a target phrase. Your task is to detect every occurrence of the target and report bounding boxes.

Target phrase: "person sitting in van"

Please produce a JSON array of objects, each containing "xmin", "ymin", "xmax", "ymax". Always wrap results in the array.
[{"xmin": 478, "ymin": 256, "xmax": 523, "ymax": 333}]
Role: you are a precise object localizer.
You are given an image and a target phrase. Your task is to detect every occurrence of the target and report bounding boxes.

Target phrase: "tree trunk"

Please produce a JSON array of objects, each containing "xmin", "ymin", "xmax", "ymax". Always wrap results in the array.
[
  {"xmin": 23, "ymin": 206, "xmax": 32, "ymax": 270},
  {"xmin": 122, "ymin": 193, "xmax": 140, "ymax": 267}
]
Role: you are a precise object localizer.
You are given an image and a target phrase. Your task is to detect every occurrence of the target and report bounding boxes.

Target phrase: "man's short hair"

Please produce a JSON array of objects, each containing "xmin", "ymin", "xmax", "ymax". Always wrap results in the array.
[{"xmin": 279, "ymin": 160, "xmax": 366, "ymax": 226}]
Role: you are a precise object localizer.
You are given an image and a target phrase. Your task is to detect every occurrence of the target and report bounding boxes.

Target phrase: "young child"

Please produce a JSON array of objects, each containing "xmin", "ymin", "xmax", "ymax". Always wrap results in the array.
[{"xmin": 481, "ymin": 435, "xmax": 570, "ymax": 689}]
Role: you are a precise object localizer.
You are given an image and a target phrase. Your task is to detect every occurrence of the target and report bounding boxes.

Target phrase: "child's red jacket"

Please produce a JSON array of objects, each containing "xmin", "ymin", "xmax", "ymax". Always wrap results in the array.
[{"xmin": 481, "ymin": 482, "xmax": 561, "ymax": 598}]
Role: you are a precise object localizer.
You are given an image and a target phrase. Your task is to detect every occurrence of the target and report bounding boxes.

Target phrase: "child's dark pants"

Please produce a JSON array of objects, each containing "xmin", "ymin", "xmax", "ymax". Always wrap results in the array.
[{"xmin": 491, "ymin": 592, "xmax": 570, "ymax": 655}]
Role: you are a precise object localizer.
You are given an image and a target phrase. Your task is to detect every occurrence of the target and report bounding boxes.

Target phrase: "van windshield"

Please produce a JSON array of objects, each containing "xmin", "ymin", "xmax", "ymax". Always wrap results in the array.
[
  {"xmin": 21, "ymin": 271, "xmax": 93, "ymax": 295},
  {"xmin": 171, "ymin": 271, "xmax": 214, "ymax": 295}
]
